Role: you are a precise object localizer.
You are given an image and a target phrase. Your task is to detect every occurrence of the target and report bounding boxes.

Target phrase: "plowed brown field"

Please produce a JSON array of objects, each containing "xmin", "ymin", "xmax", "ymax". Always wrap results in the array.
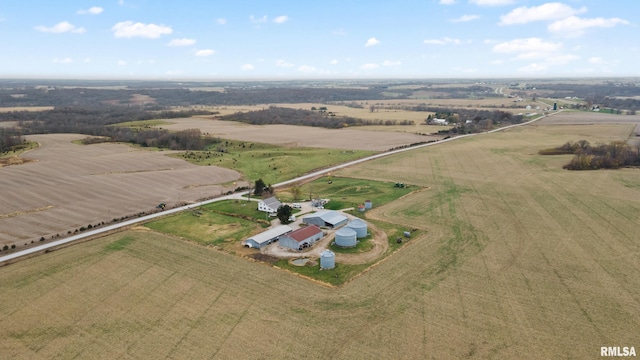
[{"xmin": 0, "ymin": 134, "xmax": 241, "ymax": 247}]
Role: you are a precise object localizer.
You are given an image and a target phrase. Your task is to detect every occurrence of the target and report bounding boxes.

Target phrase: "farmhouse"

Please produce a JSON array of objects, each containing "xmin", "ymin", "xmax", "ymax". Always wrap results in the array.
[
  {"xmin": 243, "ymin": 225, "xmax": 292, "ymax": 248},
  {"xmin": 302, "ymin": 210, "xmax": 348, "ymax": 229},
  {"xmin": 279, "ymin": 225, "xmax": 324, "ymax": 250},
  {"xmin": 257, "ymin": 196, "xmax": 281, "ymax": 213}
]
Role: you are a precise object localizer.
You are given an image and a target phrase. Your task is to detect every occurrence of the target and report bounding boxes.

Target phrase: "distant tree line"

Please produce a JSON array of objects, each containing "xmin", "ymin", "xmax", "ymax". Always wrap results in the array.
[
  {"xmin": 539, "ymin": 140, "xmax": 640, "ymax": 170},
  {"xmin": 0, "ymin": 105, "xmax": 219, "ymax": 150},
  {"xmin": 423, "ymin": 107, "xmax": 524, "ymax": 134},
  {"xmin": 0, "ymin": 128, "xmax": 25, "ymax": 153},
  {"xmin": 218, "ymin": 106, "xmax": 410, "ymax": 128}
]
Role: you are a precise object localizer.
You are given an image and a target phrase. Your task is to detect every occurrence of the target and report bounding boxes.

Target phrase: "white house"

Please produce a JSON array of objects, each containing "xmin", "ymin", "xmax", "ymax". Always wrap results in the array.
[
  {"xmin": 432, "ymin": 118, "xmax": 448, "ymax": 125},
  {"xmin": 258, "ymin": 196, "xmax": 281, "ymax": 213}
]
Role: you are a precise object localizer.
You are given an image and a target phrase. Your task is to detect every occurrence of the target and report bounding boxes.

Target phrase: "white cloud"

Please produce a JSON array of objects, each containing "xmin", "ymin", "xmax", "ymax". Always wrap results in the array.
[
  {"xmin": 77, "ymin": 6, "xmax": 104, "ymax": 15},
  {"xmin": 167, "ymin": 38, "xmax": 196, "ymax": 46},
  {"xmin": 250, "ymin": 15, "xmax": 268, "ymax": 23},
  {"xmin": 492, "ymin": 38, "xmax": 562, "ymax": 59},
  {"xmin": 548, "ymin": 16, "xmax": 629, "ymax": 37},
  {"xmin": 216, "ymin": 18, "xmax": 227, "ymax": 25},
  {"xmin": 83, "ymin": 58, "xmax": 91, "ymax": 63},
  {"xmin": 52, "ymin": 58, "xmax": 73, "ymax": 64},
  {"xmin": 274, "ymin": 15, "xmax": 288, "ymax": 24},
  {"xmin": 588, "ymin": 57, "xmax": 603, "ymax": 64},
  {"xmin": 470, "ymin": 0, "xmax": 514, "ymax": 6},
  {"xmin": 35, "ymin": 21, "xmax": 85, "ymax": 34},
  {"xmin": 276, "ymin": 59, "xmax": 294, "ymax": 68},
  {"xmin": 450, "ymin": 14, "xmax": 480, "ymax": 23},
  {"xmin": 440, "ymin": 0, "xmax": 456, "ymax": 4},
  {"xmin": 500, "ymin": 3, "xmax": 587, "ymax": 25},
  {"xmin": 382, "ymin": 60, "xmax": 401, "ymax": 67},
  {"xmin": 195, "ymin": 49, "xmax": 215, "ymax": 57},
  {"xmin": 117, "ymin": 60, "xmax": 127, "ymax": 66},
  {"xmin": 518, "ymin": 63, "xmax": 547, "ymax": 72},
  {"xmin": 361, "ymin": 63, "xmax": 379, "ymax": 69},
  {"xmin": 365, "ymin": 37, "xmax": 380, "ymax": 47},
  {"xmin": 241, "ymin": 64, "xmax": 254, "ymax": 70},
  {"xmin": 424, "ymin": 37, "xmax": 461, "ymax": 45},
  {"xmin": 112, "ymin": 21, "xmax": 173, "ymax": 39},
  {"xmin": 329, "ymin": 59, "xmax": 339, "ymax": 65},
  {"xmin": 298, "ymin": 65, "xmax": 317, "ymax": 73}
]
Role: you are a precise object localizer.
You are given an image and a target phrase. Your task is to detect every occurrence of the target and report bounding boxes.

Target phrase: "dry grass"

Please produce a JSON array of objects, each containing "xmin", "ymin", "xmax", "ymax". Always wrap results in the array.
[{"xmin": 1, "ymin": 121, "xmax": 639, "ymax": 358}]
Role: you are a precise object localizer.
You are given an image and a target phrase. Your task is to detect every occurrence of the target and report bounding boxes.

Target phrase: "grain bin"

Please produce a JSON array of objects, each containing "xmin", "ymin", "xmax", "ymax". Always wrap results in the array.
[
  {"xmin": 364, "ymin": 200, "xmax": 372, "ymax": 209},
  {"xmin": 347, "ymin": 218, "xmax": 368, "ymax": 238},
  {"xmin": 335, "ymin": 227, "xmax": 357, "ymax": 248},
  {"xmin": 320, "ymin": 250, "xmax": 335, "ymax": 269}
]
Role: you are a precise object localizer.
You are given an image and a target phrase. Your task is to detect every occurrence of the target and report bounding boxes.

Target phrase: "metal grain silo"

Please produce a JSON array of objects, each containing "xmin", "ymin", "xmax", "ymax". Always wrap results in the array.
[
  {"xmin": 335, "ymin": 227, "xmax": 357, "ymax": 248},
  {"xmin": 364, "ymin": 200, "xmax": 372, "ymax": 209},
  {"xmin": 347, "ymin": 218, "xmax": 368, "ymax": 238},
  {"xmin": 320, "ymin": 250, "xmax": 335, "ymax": 269}
]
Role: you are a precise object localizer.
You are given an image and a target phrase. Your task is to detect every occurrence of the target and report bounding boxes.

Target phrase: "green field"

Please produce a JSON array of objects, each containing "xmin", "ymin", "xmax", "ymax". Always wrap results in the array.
[
  {"xmin": 1, "ymin": 122, "xmax": 639, "ymax": 359},
  {"xmin": 171, "ymin": 140, "xmax": 375, "ymax": 184}
]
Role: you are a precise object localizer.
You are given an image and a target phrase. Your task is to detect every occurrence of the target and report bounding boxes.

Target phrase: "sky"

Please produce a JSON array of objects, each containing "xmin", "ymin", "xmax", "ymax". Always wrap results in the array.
[{"xmin": 0, "ymin": 0, "xmax": 638, "ymax": 79}]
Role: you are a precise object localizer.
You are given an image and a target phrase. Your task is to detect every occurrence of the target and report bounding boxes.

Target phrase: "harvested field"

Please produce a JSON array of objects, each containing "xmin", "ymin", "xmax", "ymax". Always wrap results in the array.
[
  {"xmin": 1, "ymin": 122, "xmax": 639, "ymax": 358},
  {"xmin": 0, "ymin": 106, "xmax": 54, "ymax": 113},
  {"xmin": 0, "ymin": 134, "xmax": 241, "ymax": 247},
  {"xmin": 537, "ymin": 110, "xmax": 640, "ymax": 125},
  {"xmin": 161, "ymin": 118, "xmax": 439, "ymax": 151}
]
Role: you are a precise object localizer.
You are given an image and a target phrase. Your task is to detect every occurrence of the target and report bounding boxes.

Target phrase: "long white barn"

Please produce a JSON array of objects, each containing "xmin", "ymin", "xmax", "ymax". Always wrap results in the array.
[{"xmin": 243, "ymin": 225, "xmax": 292, "ymax": 249}]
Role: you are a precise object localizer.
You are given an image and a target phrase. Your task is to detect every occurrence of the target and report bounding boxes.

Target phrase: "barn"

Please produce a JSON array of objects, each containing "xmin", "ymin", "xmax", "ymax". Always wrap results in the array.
[
  {"xmin": 257, "ymin": 196, "xmax": 281, "ymax": 213},
  {"xmin": 302, "ymin": 210, "xmax": 348, "ymax": 229},
  {"xmin": 279, "ymin": 225, "xmax": 324, "ymax": 250},
  {"xmin": 243, "ymin": 225, "xmax": 292, "ymax": 249}
]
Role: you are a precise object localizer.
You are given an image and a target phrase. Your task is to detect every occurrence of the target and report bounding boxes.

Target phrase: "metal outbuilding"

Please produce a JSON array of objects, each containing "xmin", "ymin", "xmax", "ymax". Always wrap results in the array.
[
  {"xmin": 320, "ymin": 250, "xmax": 335, "ymax": 269},
  {"xmin": 243, "ymin": 225, "xmax": 292, "ymax": 249},
  {"xmin": 302, "ymin": 210, "xmax": 348, "ymax": 229},
  {"xmin": 279, "ymin": 225, "xmax": 324, "ymax": 250},
  {"xmin": 334, "ymin": 227, "xmax": 357, "ymax": 248},
  {"xmin": 346, "ymin": 218, "xmax": 368, "ymax": 238},
  {"xmin": 364, "ymin": 200, "xmax": 372, "ymax": 209}
]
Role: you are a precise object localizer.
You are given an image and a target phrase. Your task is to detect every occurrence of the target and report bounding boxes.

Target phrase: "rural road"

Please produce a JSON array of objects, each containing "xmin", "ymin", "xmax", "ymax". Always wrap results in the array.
[{"xmin": 0, "ymin": 111, "xmax": 559, "ymax": 265}]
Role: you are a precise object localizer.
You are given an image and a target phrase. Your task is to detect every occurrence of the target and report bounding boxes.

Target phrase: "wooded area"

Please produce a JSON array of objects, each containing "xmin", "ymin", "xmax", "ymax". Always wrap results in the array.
[{"xmin": 540, "ymin": 140, "xmax": 640, "ymax": 170}]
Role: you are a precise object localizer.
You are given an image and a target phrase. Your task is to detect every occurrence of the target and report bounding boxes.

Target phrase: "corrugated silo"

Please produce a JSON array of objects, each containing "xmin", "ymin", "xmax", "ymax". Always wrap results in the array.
[
  {"xmin": 347, "ymin": 218, "xmax": 368, "ymax": 238},
  {"xmin": 320, "ymin": 250, "xmax": 335, "ymax": 269},
  {"xmin": 335, "ymin": 227, "xmax": 357, "ymax": 248}
]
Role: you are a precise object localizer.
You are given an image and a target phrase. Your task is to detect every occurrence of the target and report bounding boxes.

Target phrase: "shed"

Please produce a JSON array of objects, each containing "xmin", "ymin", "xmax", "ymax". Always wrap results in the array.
[
  {"xmin": 302, "ymin": 210, "xmax": 348, "ymax": 228},
  {"xmin": 243, "ymin": 225, "xmax": 292, "ymax": 249},
  {"xmin": 334, "ymin": 227, "xmax": 357, "ymax": 248},
  {"xmin": 320, "ymin": 250, "xmax": 335, "ymax": 269},
  {"xmin": 346, "ymin": 218, "xmax": 368, "ymax": 238},
  {"xmin": 279, "ymin": 225, "xmax": 324, "ymax": 250}
]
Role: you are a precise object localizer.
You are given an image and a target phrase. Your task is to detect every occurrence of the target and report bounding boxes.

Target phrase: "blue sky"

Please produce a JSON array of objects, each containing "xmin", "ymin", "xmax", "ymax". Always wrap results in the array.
[{"xmin": 0, "ymin": 0, "xmax": 637, "ymax": 79}]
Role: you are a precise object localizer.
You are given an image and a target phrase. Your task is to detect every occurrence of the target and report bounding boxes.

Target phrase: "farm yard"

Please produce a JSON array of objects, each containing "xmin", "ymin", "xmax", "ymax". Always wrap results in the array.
[{"xmin": 1, "ymin": 114, "xmax": 639, "ymax": 358}]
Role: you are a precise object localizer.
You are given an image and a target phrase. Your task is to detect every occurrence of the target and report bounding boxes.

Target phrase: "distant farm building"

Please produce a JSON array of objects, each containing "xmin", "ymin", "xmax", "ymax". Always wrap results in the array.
[
  {"xmin": 243, "ymin": 225, "xmax": 292, "ymax": 248},
  {"xmin": 279, "ymin": 225, "xmax": 324, "ymax": 250},
  {"xmin": 302, "ymin": 210, "xmax": 348, "ymax": 229},
  {"xmin": 258, "ymin": 196, "xmax": 281, "ymax": 213},
  {"xmin": 320, "ymin": 250, "xmax": 336, "ymax": 269},
  {"xmin": 334, "ymin": 227, "xmax": 357, "ymax": 248},
  {"xmin": 432, "ymin": 118, "xmax": 448, "ymax": 125},
  {"xmin": 346, "ymin": 218, "xmax": 368, "ymax": 238}
]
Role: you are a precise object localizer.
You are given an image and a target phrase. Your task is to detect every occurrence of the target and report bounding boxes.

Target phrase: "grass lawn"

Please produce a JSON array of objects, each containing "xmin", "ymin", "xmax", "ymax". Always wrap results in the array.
[
  {"xmin": 144, "ymin": 206, "xmax": 262, "ymax": 247},
  {"xmin": 171, "ymin": 140, "xmax": 376, "ymax": 184},
  {"xmin": 278, "ymin": 175, "xmax": 415, "ymax": 210},
  {"xmin": 275, "ymin": 259, "xmax": 370, "ymax": 286}
]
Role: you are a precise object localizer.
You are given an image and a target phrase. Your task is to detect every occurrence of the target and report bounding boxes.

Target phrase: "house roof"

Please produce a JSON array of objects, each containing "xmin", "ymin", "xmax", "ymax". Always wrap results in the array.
[
  {"xmin": 261, "ymin": 196, "xmax": 281, "ymax": 209},
  {"xmin": 286, "ymin": 225, "xmax": 322, "ymax": 242},
  {"xmin": 246, "ymin": 225, "xmax": 292, "ymax": 245}
]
